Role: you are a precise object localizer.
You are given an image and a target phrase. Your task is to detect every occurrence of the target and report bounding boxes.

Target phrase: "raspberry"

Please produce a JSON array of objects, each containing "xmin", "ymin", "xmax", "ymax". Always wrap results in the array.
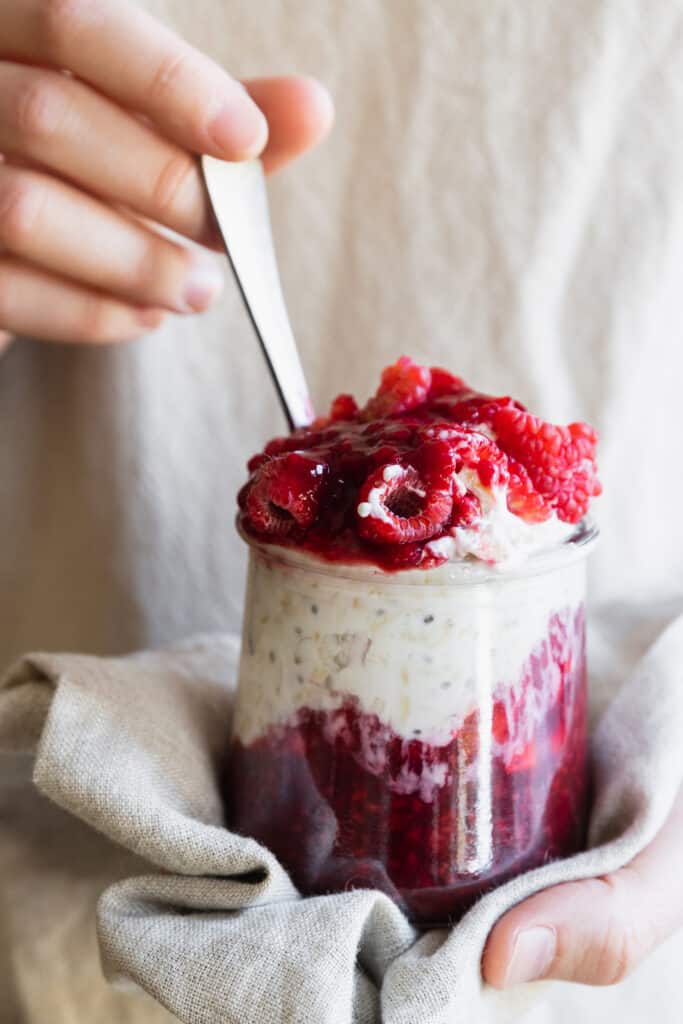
[
  {"xmin": 239, "ymin": 358, "xmax": 601, "ymax": 569},
  {"xmin": 507, "ymin": 458, "xmax": 552, "ymax": 523},
  {"xmin": 493, "ymin": 408, "xmax": 601, "ymax": 523},
  {"xmin": 329, "ymin": 394, "xmax": 359, "ymax": 422},
  {"xmin": 246, "ymin": 452, "xmax": 269, "ymax": 474},
  {"xmin": 246, "ymin": 453, "xmax": 328, "ymax": 536},
  {"xmin": 362, "ymin": 357, "xmax": 432, "ymax": 419},
  {"xmin": 431, "ymin": 391, "xmax": 519, "ymax": 428},
  {"xmin": 419, "ymin": 425, "xmax": 510, "ymax": 490},
  {"xmin": 264, "ymin": 432, "xmax": 317, "ymax": 458},
  {"xmin": 310, "ymin": 394, "xmax": 359, "ymax": 430},
  {"xmin": 413, "ymin": 437, "xmax": 461, "ymax": 489},
  {"xmin": 356, "ymin": 460, "xmax": 453, "ymax": 544},
  {"xmin": 427, "ymin": 367, "xmax": 466, "ymax": 398},
  {"xmin": 414, "ymin": 427, "xmax": 512, "ymax": 529}
]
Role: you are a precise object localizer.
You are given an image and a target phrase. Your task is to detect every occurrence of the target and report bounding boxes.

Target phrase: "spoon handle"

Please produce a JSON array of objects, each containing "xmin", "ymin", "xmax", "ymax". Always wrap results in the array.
[{"xmin": 201, "ymin": 156, "xmax": 314, "ymax": 432}]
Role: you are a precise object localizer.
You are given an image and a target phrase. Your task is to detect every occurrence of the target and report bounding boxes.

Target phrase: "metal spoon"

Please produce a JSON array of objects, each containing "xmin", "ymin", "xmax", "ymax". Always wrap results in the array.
[{"xmin": 201, "ymin": 156, "xmax": 314, "ymax": 432}]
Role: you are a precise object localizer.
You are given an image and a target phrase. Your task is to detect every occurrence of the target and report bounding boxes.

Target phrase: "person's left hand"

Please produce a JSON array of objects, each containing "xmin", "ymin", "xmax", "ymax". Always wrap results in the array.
[{"xmin": 482, "ymin": 785, "xmax": 683, "ymax": 988}]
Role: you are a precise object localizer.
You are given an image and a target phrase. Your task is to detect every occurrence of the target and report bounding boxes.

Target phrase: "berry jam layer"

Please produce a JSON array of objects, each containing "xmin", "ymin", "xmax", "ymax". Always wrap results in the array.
[
  {"xmin": 227, "ymin": 606, "xmax": 588, "ymax": 928},
  {"xmin": 238, "ymin": 357, "xmax": 601, "ymax": 571}
]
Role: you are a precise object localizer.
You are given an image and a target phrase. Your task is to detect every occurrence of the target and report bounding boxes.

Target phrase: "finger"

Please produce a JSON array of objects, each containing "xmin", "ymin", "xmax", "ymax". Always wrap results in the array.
[
  {"xmin": 0, "ymin": 66, "xmax": 334, "ymax": 252},
  {"xmin": 0, "ymin": 61, "xmax": 216, "ymax": 245},
  {"xmin": 2, "ymin": 0, "xmax": 268, "ymax": 160},
  {"xmin": 0, "ymin": 164, "xmax": 224, "ymax": 313},
  {"xmin": 0, "ymin": 329, "xmax": 12, "ymax": 354},
  {"xmin": 244, "ymin": 76, "xmax": 335, "ymax": 174},
  {"xmin": 0, "ymin": 256, "xmax": 165, "ymax": 344},
  {"xmin": 483, "ymin": 789, "xmax": 683, "ymax": 988}
]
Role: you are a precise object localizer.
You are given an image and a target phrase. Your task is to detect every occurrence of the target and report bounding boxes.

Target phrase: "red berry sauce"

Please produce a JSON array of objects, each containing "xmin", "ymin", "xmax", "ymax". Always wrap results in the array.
[
  {"xmin": 238, "ymin": 357, "xmax": 601, "ymax": 571},
  {"xmin": 227, "ymin": 606, "xmax": 588, "ymax": 928}
]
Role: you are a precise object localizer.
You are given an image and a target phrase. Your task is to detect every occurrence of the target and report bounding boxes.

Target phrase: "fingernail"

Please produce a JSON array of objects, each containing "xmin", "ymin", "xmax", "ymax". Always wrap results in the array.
[
  {"xmin": 182, "ymin": 257, "xmax": 224, "ymax": 313},
  {"xmin": 209, "ymin": 94, "xmax": 268, "ymax": 158},
  {"xmin": 504, "ymin": 927, "xmax": 556, "ymax": 987}
]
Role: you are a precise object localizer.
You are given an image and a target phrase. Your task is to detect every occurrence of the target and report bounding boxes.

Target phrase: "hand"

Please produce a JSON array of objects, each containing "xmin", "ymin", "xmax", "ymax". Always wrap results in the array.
[
  {"xmin": 482, "ymin": 785, "xmax": 683, "ymax": 987},
  {"xmin": 0, "ymin": 0, "xmax": 333, "ymax": 349}
]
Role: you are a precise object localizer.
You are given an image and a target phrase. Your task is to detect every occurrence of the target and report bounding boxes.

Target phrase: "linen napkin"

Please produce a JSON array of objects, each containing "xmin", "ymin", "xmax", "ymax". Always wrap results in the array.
[{"xmin": 1, "ymin": 616, "xmax": 682, "ymax": 1024}]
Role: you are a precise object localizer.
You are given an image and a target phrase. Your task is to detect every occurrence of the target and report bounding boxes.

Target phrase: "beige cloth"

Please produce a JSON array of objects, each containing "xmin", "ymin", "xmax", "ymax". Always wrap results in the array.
[
  {"xmin": 2, "ymin": 0, "xmax": 683, "ymax": 1020},
  {"xmin": 1, "ymin": 621, "xmax": 683, "ymax": 1024}
]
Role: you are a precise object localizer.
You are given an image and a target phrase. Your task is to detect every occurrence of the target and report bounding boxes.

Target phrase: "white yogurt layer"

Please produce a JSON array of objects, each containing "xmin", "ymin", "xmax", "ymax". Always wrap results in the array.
[{"xmin": 234, "ymin": 546, "xmax": 587, "ymax": 747}]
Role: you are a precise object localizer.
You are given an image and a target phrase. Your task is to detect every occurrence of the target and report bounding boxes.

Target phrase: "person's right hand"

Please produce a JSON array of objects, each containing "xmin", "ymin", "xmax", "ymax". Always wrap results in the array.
[{"xmin": 0, "ymin": 0, "xmax": 333, "ymax": 352}]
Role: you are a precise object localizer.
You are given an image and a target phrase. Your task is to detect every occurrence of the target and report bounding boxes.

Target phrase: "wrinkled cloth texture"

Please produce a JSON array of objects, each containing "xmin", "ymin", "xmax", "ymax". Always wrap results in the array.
[
  {"xmin": 1, "ymin": 622, "xmax": 683, "ymax": 1024},
  {"xmin": 2, "ymin": 0, "xmax": 683, "ymax": 1021}
]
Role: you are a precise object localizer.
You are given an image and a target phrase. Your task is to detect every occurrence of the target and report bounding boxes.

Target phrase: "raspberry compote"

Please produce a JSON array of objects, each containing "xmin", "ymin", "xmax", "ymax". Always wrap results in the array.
[{"xmin": 227, "ymin": 358, "xmax": 600, "ymax": 927}]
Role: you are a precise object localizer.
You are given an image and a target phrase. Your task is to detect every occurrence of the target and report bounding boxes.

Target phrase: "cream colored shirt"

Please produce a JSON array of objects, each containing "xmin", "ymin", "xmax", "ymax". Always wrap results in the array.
[{"xmin": 1, "ymin": 1, "xmax": 682, "ymax": 1020}]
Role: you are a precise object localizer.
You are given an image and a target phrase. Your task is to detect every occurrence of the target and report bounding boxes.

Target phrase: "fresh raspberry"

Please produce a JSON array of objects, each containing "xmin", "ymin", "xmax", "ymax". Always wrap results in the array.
[
  {"xmin": 420, "ymin": 425, "xmax": 510, "ymax": 489},
  {"xmin": 413, "ymin": 437, "xmax": 461, "ymax": 489},
  {"xmin": 310, "ymin": 394, "xmax": 359, "ymax": 430},
  {"xmin": 264, "ymin": 424, "xmax": 339, "ymax": 458},
  {"xmin": 431, "ymin": 391, "xmax": 519, "ymax": 428},
  {"xmin": 329, "ymin": 394, "xmax": 359, "ymax": 421},
  {"xmin": 246, "ymin": 453, "xmax": 328, "ymax": 536},
  {"xmin": 415, "ymin": 426, "xmax": 511, "ymax": 529},
  {"xmin": 246, "ymin": 452, "xmax": 270, "ymax": 474},
  {"xmin": 361, "ymin": 357, "xmax": 432, "ymax": 420},
  {"xmin": 239, "ymin": 358, "xmax": 601, "ymax": 569},
  {"xmin": 427, "ymin": 367, "xmax": 466, "ymax": 398},
  {"xmin": 506, "ymin": 458, "xmax": 552, "ymax": 523},
  {"xmin": 493, "ymin": 408, "xmax": 601, "ymax": 523},
  {"xmin": 356, "ymin": 458, "xmax": 453, "ymax": 544}
]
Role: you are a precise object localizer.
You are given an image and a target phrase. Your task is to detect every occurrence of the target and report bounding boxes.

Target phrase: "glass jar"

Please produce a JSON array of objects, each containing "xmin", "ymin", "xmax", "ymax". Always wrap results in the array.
[{"xmin": 226, "ymin": 523, "xmax": 597, "ymax": 928}]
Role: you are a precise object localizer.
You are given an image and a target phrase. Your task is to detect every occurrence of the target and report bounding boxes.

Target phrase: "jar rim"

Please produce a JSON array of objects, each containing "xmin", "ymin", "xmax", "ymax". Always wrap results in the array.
[{"xmin": 238, "ymin": 517, "xmax": 599, "ymax": 587}]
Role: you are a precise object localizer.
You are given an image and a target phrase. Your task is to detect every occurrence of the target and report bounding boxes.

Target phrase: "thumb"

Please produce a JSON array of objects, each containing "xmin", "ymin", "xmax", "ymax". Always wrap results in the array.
[{"xmin": 482, "ymin": 787, "xmax": 683, "ymax": 988}]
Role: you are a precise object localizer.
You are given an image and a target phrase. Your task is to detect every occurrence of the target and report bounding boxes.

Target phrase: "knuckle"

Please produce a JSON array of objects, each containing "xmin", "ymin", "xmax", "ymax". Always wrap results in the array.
[
  {"xmin": 151, "ymin": 152, "xmax": 197, "ymax": 218},
  {"xmin": 130, "ymin": 244, "xmax": 166, "ymax": 301},
  {"xmin": 589, "ymin": 873, "xmax": 646, "ymax": 985},
  {"xmin": 38, "ymin": 0, "xmax": 93, "ymax": 57},
  {"xmin": 0, "ymin": 177, "xmax": 44, "ymax": 249},
  {"xmin": 148, "ymin": 49, "xmax": 193, "ymax": 105},
  {"xmin": 134, "ymin": 238, "xmax": 187, "ymax": 304},
  {"xmin": 14, "ymin": 75, "xmax": 70, "ymax": 144},
  {"xmin": 78, "ymin": 296, "xmax": 121, "ymax": 344},
  {"xmin": 592, "ymin": 920, "xmax": 639, "ymax": 986}
]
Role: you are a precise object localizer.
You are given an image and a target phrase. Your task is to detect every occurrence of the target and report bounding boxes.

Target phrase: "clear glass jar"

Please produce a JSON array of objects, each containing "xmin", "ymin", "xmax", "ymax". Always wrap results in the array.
[{"xmin": 226, "ymin": 523, "xmax": 597, "ymax": 928}]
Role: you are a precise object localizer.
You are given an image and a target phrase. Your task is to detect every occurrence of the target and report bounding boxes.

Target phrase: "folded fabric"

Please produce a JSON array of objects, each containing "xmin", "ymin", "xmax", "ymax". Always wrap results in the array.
[{"xmin": 1, "ymin": 619, "xmax": 682, "ymax": 1024}]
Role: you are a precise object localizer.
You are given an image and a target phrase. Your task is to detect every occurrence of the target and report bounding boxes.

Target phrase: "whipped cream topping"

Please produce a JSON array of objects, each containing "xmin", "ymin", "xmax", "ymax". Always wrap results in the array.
[{"xmin": 425, "ymin": 468, "xmax": 575, "ymax": 567}]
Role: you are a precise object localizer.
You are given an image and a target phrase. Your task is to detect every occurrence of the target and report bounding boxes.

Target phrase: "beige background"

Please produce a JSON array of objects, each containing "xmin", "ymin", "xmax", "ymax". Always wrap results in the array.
[{"xmin": 1, "ymin": 0, "xmax": 683, "ymax": 1020}]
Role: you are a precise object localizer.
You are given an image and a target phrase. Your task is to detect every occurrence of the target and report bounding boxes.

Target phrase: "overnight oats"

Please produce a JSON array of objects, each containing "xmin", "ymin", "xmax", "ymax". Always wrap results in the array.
[{"xmin": 226, "ymin": 358, "xmax": 601, "ymax": 927}]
